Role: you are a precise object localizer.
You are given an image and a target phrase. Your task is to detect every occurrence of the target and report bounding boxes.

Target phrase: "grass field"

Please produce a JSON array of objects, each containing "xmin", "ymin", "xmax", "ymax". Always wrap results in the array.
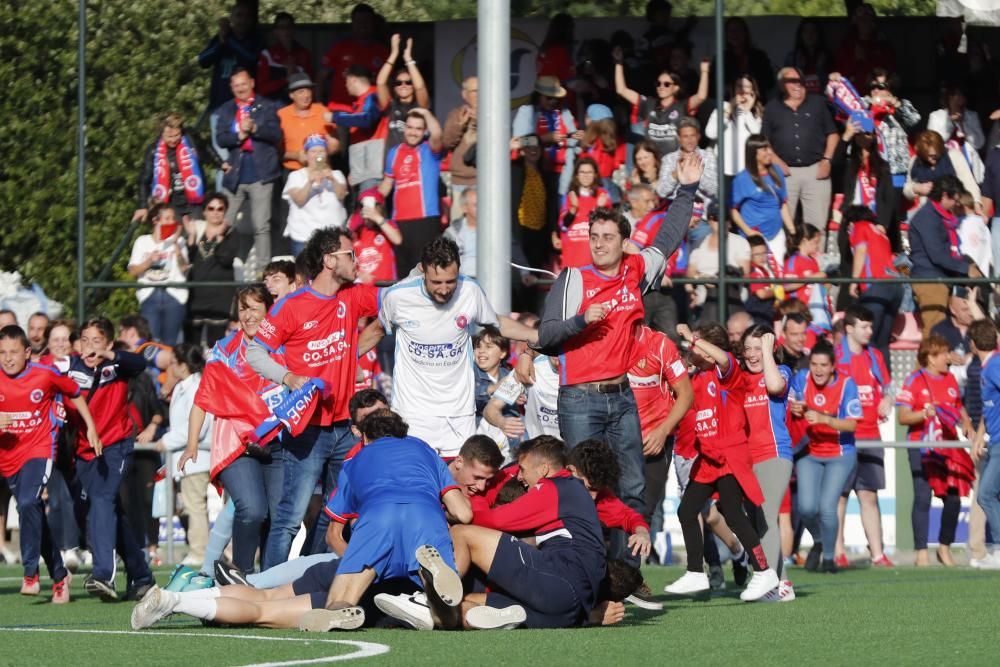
[{"xmin": 0, "ymin": 562, "xmax": 998, "ymax": 666}]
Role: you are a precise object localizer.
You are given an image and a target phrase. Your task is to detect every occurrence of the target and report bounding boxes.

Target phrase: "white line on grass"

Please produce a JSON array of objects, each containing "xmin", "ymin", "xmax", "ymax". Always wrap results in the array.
[{"xmin": 0, "ymin": 628, "xmax": 390, "ymax": 665}]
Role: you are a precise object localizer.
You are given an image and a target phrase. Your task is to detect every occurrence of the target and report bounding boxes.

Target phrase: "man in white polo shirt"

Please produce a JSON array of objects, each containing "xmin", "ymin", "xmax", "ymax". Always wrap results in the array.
[{"xmin": 378, "ymin": 237, "xmax": 537, "ymax": 456}]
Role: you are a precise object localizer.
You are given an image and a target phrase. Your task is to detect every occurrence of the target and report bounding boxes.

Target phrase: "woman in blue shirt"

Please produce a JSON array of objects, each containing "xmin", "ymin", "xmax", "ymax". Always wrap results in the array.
[{"xmin": 731, "ymin": 134, "xmax": 797, "ymax": 267}]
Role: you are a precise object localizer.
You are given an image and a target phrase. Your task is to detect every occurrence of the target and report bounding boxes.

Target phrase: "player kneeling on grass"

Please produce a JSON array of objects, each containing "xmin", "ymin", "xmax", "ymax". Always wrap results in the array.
[
  {"xmin": 0, "ymin": 325, "xmax": 101, "ymax": 604},
  {"xmin": 131, "ymin": 409, "xmax": 472, "ymax": 632}
]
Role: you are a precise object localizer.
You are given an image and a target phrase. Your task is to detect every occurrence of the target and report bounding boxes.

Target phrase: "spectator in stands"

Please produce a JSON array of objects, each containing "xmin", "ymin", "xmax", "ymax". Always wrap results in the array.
[
  {"xmin": 909, "ymin": 176, "xmax": 983, "ymax": 336},
  {"xmin": 536, "ymin": 13, "xmax": 576, "ymax": 88},
  {"xmin": 350, "ymin": 189, "xmax": 401, "ymax": 285},
  {"xmin": 128, "ymin": 203, "xmax": 189, "ymax": 346},
  {"xmin": 183, "ymin": 192, "xmax": 237, "ymax": 347},
  {"xmin": 330, "ymin": 65, "xmax": 383, "ymax": 192},
  {"xmin": 897, "ymin": 334, "xmax": 975, "ymax": 567},
  {"xmin": 928, "ymin": 83, "xmax": 986, "ymax": 184},
  {"xmin": 832, "ymin": 117, "xmax": 898, "ymax": 233},
  {"xmin": 444, "ymin": 188, "xmax": 478, "ymax": 278},
  {"xmin": 713, "ymin": 17, "xmax": 774, "ymax": 100},
  {"xmin": 958, "ymin": 192, "xmax": 992, "ymax": 278},
  {"xmin": 706, "ymin": 75, "xmax": 763, "ymax": 193},
  {"xmin": 557, "ymin": 157, "xmax": 610, "ymax": 269},
  {"xmin": 443, "ymin": 76, "xmax": 479, "ymax": 221},
  {"xmin": 509, "ymin": 134, "xmax": 552, "ymax": 286},
  {"xmin": 833, "ymin": 3, "xmax": 896, "ymax": 88},
  {"xmin": 578, "ymin": 104, "xmax": 626, "ymax": 204},
  {"xmin": 628, "ymin": 139, "xmax": 661, "ymax": 189},
  {"xmin": 198, "ymin": 0, "xmax": 264, "ymax": 113},
  {"xmin": 276, "ymin": 73, "xmax": 338, "ymax": 177},
  {"xmin": 932, "ymin": 289, "xmax": 981, "ymax": 397},
  {"xmin": 513, "ymin": 76, "xmax": 580, "ymax": 199},
  {"xmin": 656, "ymin": 117, "xmax": 717, "ymax": 205},
  {"xmin": 783, "ymin": 19, "xmax": 832, "ymax": 95},
  {"xmin": 776, "ymin": 310, "xmax": 811, "ymax": 370},
  {"xmin": 613, "ymin": 45, "xmax": 707, "ymax": 158},
  {"xmin": 972, "ymin": 318, "xmax": 1000, "ymax": 568},
  {"xmin": 686, "ymin": 204, "xmax": 749, "ymax": 324},
  {"xmin": 905, "ymin": 131, "xmax": 981, "ymax": 210},
  {"xmin": 731, "ymin": 134, "xmax": 796, "ymax": 267},
  {"xmin": 135, "ymin": 113, "xmax": 207, "ymax": 224},
  {"xmin": 744, "ymin": 237, "xmax": 780, "ymax": 327},
  {"xmin": 256, "ymin": 12, "xmax": 313, "ymax": 102},
  {"xmin": 784, "ymin": 227, "xmax": 833, "ymax": 337},
  {"xmin": 626, "ymin": 184, "xmax": 682, "ymax": 337},
  {"xmin": 282, "ymin": 134, "xmax": 349, "ymax": 257},
  {"xmin": 217, "ymin": 67, "xmax": 283, "ymax": 278},
  {"xmin": 26, "ymin": 312, "xmax": 49, "ymax": 360},
  {"xmin": 639, "ymin": 0, "xmax": 695, "ymax": 71},
  {"xmin": 379, "ymin": 107, "xmax": 444, "ymax": 277},
  {"xmin": 319, "ymin": 3, "xmax": 388, "ymax": 107},
  {"xmin": 863, "ymin": 68, "xmax": 921, "ymax": 207},
  {"xmin": 377, "ymin": 34, "xmax": 430, "ymax": 155},
  {"xmin": 763, "ymin": 68, "xmax": 837, "ymax": 242}
]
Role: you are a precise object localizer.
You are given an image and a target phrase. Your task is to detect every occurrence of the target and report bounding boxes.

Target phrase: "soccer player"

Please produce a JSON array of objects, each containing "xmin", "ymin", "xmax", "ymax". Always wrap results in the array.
[
  {"xmin": 246, "ymin": 228, "xmax": 381, "ymax": 568},
  {"xmin": 0, "ymin": 325, "xmax": 99, "ymax": 603},
  {"xmin": 833, "ymin": 305, "xmax": 894, "ymax": 568},
  {"xmin": 375, "ymin": 237, "xmax": 537, "ymax": 457}
]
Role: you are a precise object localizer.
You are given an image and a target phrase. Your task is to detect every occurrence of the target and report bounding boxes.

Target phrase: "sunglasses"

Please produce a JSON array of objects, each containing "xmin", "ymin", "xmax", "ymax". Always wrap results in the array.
[
  {"xmin": 782, "ymin": 78, "xmax": 804, "ymax": 85},
  {"xmin": 205, "ymin": 205, "xmax": 226, "ymax": 212},
  {"xmin": 394, "ymin": 79, "xmax": 413, "ymax": 87},
  {"xmin": 656, "ymin": 80, "xmax": 676, "ymax": 87},
  {"xmin": 328, "ymin": 249, "xmax": 356, "ymax": 261},
  {"xmin": 870, "ymin": 82, "xmax": 889, "ymax": 90}
]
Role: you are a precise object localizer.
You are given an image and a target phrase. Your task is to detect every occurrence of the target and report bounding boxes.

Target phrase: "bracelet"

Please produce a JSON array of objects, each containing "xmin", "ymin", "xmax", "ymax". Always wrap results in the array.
[
  {"xmin": 405, "ymin": 59, "xmax": 416, "ymax": 66},
  {"xmin": 820, "ymin": 156, "xmax": 831, "ymax": 162}
]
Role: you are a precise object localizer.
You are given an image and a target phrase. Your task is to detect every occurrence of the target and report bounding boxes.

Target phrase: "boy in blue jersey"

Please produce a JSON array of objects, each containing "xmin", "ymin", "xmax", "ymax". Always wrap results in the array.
[{"xmin": 971, "ymin": 319, "xmax": 1000, "ymax": 566}]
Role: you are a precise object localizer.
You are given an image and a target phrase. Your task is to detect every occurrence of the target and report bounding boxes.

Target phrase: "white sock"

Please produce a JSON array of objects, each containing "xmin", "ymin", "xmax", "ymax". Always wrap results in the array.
[
  {"xmin": 181, "ymin": 587, "xmax": 222, "ymax": 600},
  {"xmin": 174, "ymin": 596, "xmax": 218, "ymax": 621}
]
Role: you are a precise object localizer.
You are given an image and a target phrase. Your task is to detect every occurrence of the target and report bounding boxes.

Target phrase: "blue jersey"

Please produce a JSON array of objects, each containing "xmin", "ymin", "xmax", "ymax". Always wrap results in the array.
[
  {"xmin": 744, "ymin": 366, "xmax": 794, "ymax": 463},
  {"xmin": 980, "ymin": 352, "xmax": 1000, "ymax": 448}
]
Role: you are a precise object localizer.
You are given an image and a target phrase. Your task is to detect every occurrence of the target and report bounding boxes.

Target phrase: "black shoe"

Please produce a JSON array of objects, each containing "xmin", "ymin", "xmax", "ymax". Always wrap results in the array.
[
  {"xmin": 804, "ymin": 544, "xmax": 823, "ymax": 572},
  {"xmin": 84, "ymin": 575, "xmax": 119, "ymax": 602},
  {"xmin": 215, "ymin": 559, "xmax": 252, "ymax": 587},
  {"xmin": 732, "ymin": 551, "xmax": 750, "ymax": 587},
  {"xmin": 820, "ymin": 558, "xmax": 840, "ymax": 574},
  {"xmin": 624, "ymin": 581, "xmax": 664, "ymax": 611},
  {"xmin": 125, "ymin": 578, "xmax": 155, "ymax": 601}
]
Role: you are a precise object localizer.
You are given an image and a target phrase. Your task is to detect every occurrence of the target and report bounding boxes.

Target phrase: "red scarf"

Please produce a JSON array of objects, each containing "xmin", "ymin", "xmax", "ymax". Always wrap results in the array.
[
  {"xmin": 930, "ymin": 200, "xmax": 962, "ymax": 260},
  {"xmin": 234, "ymin": 97, "xmax": 255, "ymax": 151},
  {"xmin": 857, "ymin": 161, "xmax": 877, "ymax": 212},
  {"xmin": 152, "ymin": 135, "xmax": 204, "ymax": 205}
]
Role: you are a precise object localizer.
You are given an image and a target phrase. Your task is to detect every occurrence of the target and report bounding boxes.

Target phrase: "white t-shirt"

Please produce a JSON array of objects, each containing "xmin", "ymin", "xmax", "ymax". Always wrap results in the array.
[
  {"xmin": 687, "ymin": 233, "xmax": 751, "ymax": 277},
  {"xmin": 959, "ymin": 214, "xmax": 992, "ymax": 277},
  {"xmin": 492, "ymin": 356, "xmax": 561, "ymax": 439},
  {"xmin": 281, "ymin": 167, "xmax": 348, "ymax": 242},
  {"xmin": 379, "ymin": 274, "xmax": 499, "ymax": 419},
  {"xmin": 128, "ymin": 234, "xmax": 189, "ymax": 304}
]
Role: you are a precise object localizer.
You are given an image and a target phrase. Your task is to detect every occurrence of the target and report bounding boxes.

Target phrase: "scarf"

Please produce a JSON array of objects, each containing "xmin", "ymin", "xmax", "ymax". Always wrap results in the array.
[
  {"xmin": 931, "ymin": 200, "xmax": 962, "ymax": 260},
  {"xmin": 152, "ymin": 135, "xmax": 204, "ymax": 205},
  {"xmin": 857, "ymin": 161, "xmax": 877, "ymax": 212},
  {"xmin": 826, "ymin": 78, "xmax": 890, "ymax": 161},
  {"xmin": 234, "ymin": 97, "xmax": 255, "ymax": 151}
]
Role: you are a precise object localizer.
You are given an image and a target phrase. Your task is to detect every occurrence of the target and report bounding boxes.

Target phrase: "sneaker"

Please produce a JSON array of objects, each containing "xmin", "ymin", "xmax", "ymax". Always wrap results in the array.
[
  {"xmin": 164, "ymin": 565, "xmax": 198, "ymax": 592},
  {"xmin": 465, "ymin": 604, "xmax": 527, "ymax": 630},
  {"xmin": 820, "ymin": 558, "xmax": 840, "ymax": 574},
  {"xmin": 62, "ymin": 549, "xmax": 81, "ymax": 574},
  {"xmin": 834, "ymin": 554, "xmax": 850, "ymax": 569},
  {"xmin": 1, "ymin": 546, "xmax": 19, "ymax": 564},
  {"xmin": 21, "ymin": 574, "xmax": 40, "ymax": 596},
  {"xmin": 740, "ymin": 568, "xmax": 780, "ymax": 602},
  {"xmin": 804, "ymin": 544, "xmax": 822, "ymax": 572},
  {"xmin": 625, "ymin": 581, "xmax": 664, "ymax": 611},
  {"xmin": 215, "ymin": 559, "xmax": 252, "ymax": 587},
  {"xmin": 126, "ymin": 579, "xmax": 156, "ymax": 602},
  {"xmin": 970, "ymin": 552, "xmax": 1000, "ymax": 570},
  {"xmin": 374, "ymin": 592, "xmax": 434, "ymax": 631},
  {"xmin": 871, "ymin": 554, "xmax": 894, "ymax": 568},
  {"xmin": 80, "ymin": 550, "xmax": 93, "ymax": 569},
  {"xmin": 182, "ymin": 575, "xmax": 216, "ymax": 592},
  {"xmin": 665, "ymin": 571, "xmax": 710, "ymax": 595},
  {"xmin": 731, "ymin": 550, "xmax": 750, "ymax": 587},
  {"xmin": 708, "ymin": 564, "xmax": 725, "ymax": 590},
  {"xmin": 52, "ymin": 577, "xmax": 71, "ymax": 604},
  {"xmin": 415, "ymin": 545, "xmax": 463, "ymax": 629},
  {"xmin": 130, "ymin": 586, "xmax": 178, "ymax": 630},
  {"xmin": 298, "ymin": 607, "xmax": 366, "ymax": 632},
  {"xmin": 778, "ymin": 579, "xmax": 796, "ymax": 602},
  {"xmin": 84, "ymin": 575, "xmax": 119, "ymax": 602},
  {"xmin": 181, "ymin": 555, "xmax": 203, "ymax": 569}
]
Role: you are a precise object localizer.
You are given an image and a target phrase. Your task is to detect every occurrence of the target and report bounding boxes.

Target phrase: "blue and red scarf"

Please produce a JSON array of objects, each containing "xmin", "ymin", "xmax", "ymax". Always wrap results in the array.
[{"xmin": 151, "ymin": 135, "xmax": 204, "ymax": 204}]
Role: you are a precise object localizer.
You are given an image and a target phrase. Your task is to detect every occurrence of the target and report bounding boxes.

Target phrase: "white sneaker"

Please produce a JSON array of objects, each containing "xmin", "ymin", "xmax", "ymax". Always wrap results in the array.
[
  {"xmin": 81, "ymin": 550, "xmax": 93, "ymax": 568},
  {"xmin": 130, "ymin": 586, "xmax": 179, "ymax": 630},
  {"xmin": 1, "ymin": 546, "xmax": 19, "ymax": 564},
  {"xmin": 740, "ymin": 568, "xmax": 780, "ymax": 602},
  {"xmin": 465, "ymin": 604, "xmax": 527, "ymax": 630},
  {"xmin": 778, "ymin": 579, "xmax": 796, "ymax": 602},
  {"xmin": 61, "ymin": 549, "xmax": 81, "ymax": 573},
  {"xmin": 298, "ymin": 607, "xmax": 365, "ymax": 632},
  {"xmin": 374, "ymin": 592, "xmax": 434, "ymax": 631},
  {"xmin": 971, "ymin": 552, "xmax": 1000, "ymax": 570},
  {"xmin": 665, "ymin": 571, "xmax": 710, "ymax": 595}
]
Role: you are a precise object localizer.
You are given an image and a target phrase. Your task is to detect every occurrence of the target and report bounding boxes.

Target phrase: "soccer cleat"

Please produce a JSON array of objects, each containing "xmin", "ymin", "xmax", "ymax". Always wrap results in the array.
[
  {"xmin": 374, "ymin": 592, "xmax": 434, "ymax": 631},
  {"xmin": 779, "ymin": 579, "xmax": 796, "ymax": 602},
  {"xmin": 130, "ymin": 586, "xmax": 179, "ymax": 630},
  {"xmin": 415, "ymin": 545, "xmax": 463, "ymax": 629},
  {"xmin": 84, "ymin": 575, "xmax": 119, "ymax": 602},
  {"xmin": 665, "ymin": 571, "xmax": 710, "ymax": 595},
  {"xmin": 804, "ymin": 544, "xmax": 822, "ymax": 572},
  {"xmin": 731, "ymin": 550, "xmax": 750, "ymax": 587},
  {"xmin": 215, "ymin": 559, "xmax": 252, "ymax": 587},
  {"xmin": 708, "ymin": 564, "xmax": 725, "ymax": 590},
  {"xmin": 740, "ymin": 568, "xmax": 780, "ymax": 602},
  {"xmin": 871, "ymin": 554, "xmax": 894, "ymax": 568},
  {"xmin": 21, "ymin": 574, "xmax": 40, "ymax": 596},
  {"xmin": 182, "ymin": 575, "xmax": 216, "ymax": 592},
  {"xmin": 465, "ymin": 604, "xmax": 527, "ymax": 630},
  {"xmin": 52, "ymin": 577, "xmax": 71, "ymax": 604},
  {"xmin": 834, "ymin": 553, "xmax": 850, "ymax": 569},
  {"xmin": 625, "ymin": 581, "xmax": 664, "ymax": 611},
  {"xmin": 298, "ymin": 607, "xmax": 366, "ymax": 632},
  {"xmin": 820, "ymin": 558, "xmax": 840, "ymax": 574},
  {"xmin": 164, "ymin": 565, "xmax": 198, "ymax": 592}
]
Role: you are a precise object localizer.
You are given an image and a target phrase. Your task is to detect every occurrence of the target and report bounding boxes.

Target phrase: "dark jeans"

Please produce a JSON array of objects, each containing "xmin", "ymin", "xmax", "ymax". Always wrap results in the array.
[
  {"xmin": 860, "ymin": 282, "xmax": 903, "ymax": 374},
  {"xmin": 120, "ymin": 450, "xmax": 161, "ymax": 549},
  {"xmin": 6, "ymin": 459, "xmax": 66, "ymax": 581},
  {"xmin": 46, "ymin": 466, "xmax": 81, "ymax": 551},
  {"xmin": 140, "ymin": 288, "xmax": 186, "ymax": 346},
  {"xmin": 644, "ymin": 443, "xmax": 671, "ymax": 534},
  {"xmin": 217, "ymin": 450, "xmax": 284, "ymax": 572}
]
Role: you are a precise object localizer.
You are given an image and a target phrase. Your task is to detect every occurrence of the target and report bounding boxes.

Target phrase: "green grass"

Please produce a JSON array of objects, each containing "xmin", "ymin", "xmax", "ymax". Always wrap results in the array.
[{"xmin": 0, "ymin": 563, "xmax": 998, "ymax": 666}]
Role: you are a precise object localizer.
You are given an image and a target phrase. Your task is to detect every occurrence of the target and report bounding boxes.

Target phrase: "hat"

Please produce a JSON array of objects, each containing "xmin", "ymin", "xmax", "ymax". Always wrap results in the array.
[
  {"xmin": 288, "ymin": 72, "xmax": 315, "ymax": 92},
  {"xmin": 586, "ymin": 103, "xmax": 613, "ymax": 123},
  {"xmin": 533, "ymin": 75, "xmax": 567, "ymax": 98},
  {"xmin": 303, "ymin": 134, "xmax": 327, "ymax": 152}
]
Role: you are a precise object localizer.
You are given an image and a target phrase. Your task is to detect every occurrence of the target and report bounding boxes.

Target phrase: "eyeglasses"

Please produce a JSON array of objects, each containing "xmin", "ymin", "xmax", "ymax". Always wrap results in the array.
[
  {"xmin": 870, "ymin": 82, "xmax": 889, "ymax": 90},
  {"xmin": 328, "ymin": 249, "xmax": 356, "ymax": 261},
  {"xmin": 656, "ymin": 80, "xmax": 676, "ymax": 87},
  {"xmin": 205, "ymin": 205, "xmax": 226, "ymax": 212},
  {"xmin": 394, "ymin": 79, "xmax": 413, "ymax": 87},
  {"xmin": 782, "ymin": 78, "xmax": 804, "ymax": 86}
]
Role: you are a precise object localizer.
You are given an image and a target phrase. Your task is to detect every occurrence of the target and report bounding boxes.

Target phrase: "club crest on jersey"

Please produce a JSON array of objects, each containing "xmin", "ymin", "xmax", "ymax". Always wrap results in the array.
[
  {"xmin": 947, "ymin": 387, "xmax": 958, "ymax": 398},
  {"xmin": 814, "ymin": 394, "xmax": 826, "ymax": 407},
  {"xmin": 707, "ymin": 381, "xmax": 717, "ymax": 397},
  {"xmin": 758, "ymin": 377, "xmax": 766, "ymax": 387},
  {"xmin": 455, "ymin": 314, "xmax": 469, "ymax": 329},
  {"xmin": 337, "ymin": 302, "xmax": 347, "ymax": 318},
  {"xmin": 29, "ymin": 389, "xmax": 44, "ymax": 403},
  {"xmin": 0, "ymin": 393, "xmax": 4, "ymax": 402}
]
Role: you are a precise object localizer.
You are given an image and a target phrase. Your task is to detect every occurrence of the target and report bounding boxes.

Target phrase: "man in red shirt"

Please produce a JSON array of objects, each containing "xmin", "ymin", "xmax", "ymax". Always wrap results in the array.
[
  {"xmin": 0, "ymin": 326, "xmax": 99, "ymax": 603},
  {"xmin": 319, "ymin": 4, "xmax": 388, "ymax": 107},
  {"xmin": 247, "ymin": 227, "xmax": 381, "ymax": 568},
  {"xmin": 834, "ymin": 305, "xmax": 894, "ymax": 567}
]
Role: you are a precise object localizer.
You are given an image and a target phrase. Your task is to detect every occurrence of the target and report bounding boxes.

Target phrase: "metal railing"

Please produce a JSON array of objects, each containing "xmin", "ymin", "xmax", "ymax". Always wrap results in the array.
[{"xmin": 857, "ymin": 440, "xmax": 972, "ymax": 449}]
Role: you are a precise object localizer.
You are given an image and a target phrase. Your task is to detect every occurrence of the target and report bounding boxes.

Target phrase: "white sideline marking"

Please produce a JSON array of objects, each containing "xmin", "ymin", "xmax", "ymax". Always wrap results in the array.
[{"xmin": 0, "ymin": 628, "xmax": 390, "ymax": 665}]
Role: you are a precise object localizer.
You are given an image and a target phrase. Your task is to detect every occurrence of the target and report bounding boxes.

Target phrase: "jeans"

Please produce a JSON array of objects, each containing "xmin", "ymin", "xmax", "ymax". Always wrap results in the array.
[
  {"xmin": 6, "ymin": 459, "xmax": 66, "ymax": 581},
  {"xmin": 76, "ymin": 439, "xmax": 152, "ymax": 585},
  {"xmin": 289, "ymin": 239, "xmax": 306, "ymax": 258},
  {"xmin": 860, "ymin": 282, "xmax": 903, "ymax": 374},
  {"xmin": 140, "ymin": 289, "xmax": 186, "ymax": 346},
  {"xmin": 976, "ymin": 447, "xmax": 1000, "ymax": 542},
  {"xmin": 796, "ymin": 452, "xmax": 857, "ymax": 560},
  {"xmin": 46, "ymin": 466, "xmax": 81, "ymax": 551},
  {"xmin": 217, "ymin": 449, "xmax": 284, "ymax": 572},
  {"xmin": 263, "ymin": 423, "xmax": 355, "ymax": 569}
]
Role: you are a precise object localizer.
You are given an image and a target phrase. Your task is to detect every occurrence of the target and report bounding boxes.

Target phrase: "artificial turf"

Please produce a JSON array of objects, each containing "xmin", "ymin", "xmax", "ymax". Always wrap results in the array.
[{"xmin": 0, "ymin": 562, "xmax": 997, "ymax": 666}]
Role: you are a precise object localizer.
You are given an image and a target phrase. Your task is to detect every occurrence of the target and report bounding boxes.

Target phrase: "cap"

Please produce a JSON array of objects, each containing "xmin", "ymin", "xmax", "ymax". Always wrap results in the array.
[
  {"xmin": 533, "ymin": 75, "xmax": 567, "ymax": 98},
  {"xmin": 288, "ymin": 72, "xmax": 315, "ymax": 92},
  {"xmin": 586, "ymin": 103, "xmax": 613, "ymax": 122}
]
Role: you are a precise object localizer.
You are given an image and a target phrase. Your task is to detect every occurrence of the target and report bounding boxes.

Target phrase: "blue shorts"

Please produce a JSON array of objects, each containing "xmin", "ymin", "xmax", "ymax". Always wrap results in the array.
[
  {"xmin": 292, "ymin": 559, "xmax": 341, "ymax": 609},
  {"xmin": 485, "ymin": 534, "xmax": 590, "ymax": 629}
]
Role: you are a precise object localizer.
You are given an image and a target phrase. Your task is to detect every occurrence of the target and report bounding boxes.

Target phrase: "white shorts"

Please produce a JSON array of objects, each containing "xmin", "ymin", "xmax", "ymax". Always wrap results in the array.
[{"xmin": 401, "ymin": 412, "xmax": 476, "ymax": 458}]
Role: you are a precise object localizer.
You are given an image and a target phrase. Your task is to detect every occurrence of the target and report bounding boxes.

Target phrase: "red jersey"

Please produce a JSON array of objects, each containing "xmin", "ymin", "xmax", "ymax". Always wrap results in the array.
[
  {"xmin": 559, "ymin": 188, "xmax": 606, "ymax": 269},
  {"xmin": 594, "ymin": 488, "xmax": 649, "ymax": 533},
  {"xmin": 354, "ymin": 348, "xmax": 381, "ymax": 392},
  {"xmin": 384, "ymin": 142, "xmax": 443, "ymax": 221},
  {"xmin": 743, "ymin": 367, "xmax": 795, "ymax": 464},
  {"xmin": 353, "ymin": 223, "xmax": 397, "ymax": 284},
  {"xmin": 560, "ymin": 253, "xmax": 648, "ymax": 385},
  {"xmin": 783, "ymin": 253, "xmax": 820, "ymax": 302},
  {"xmin": 580, "ymin": 138, "xmax": 626, "ymax": 179},
  {"xmin": 0, "ymin": 364, "xmax": 79, "ymax": 477},
  {"xmin": 320, "ymin": 38, "xmax": 389, "ymax": 106},
  {"xmin": 897, "ymin": 369, "xmax": 962, "ymax": 442},
  {"xmin": 627, "ymin": 326, "xmax": 687, "ymax": 438},
  {"xmin": 849, "ymin": 221, "xmax": 893, "ymax": 290},
  {"xmin": 257, "ymin": 43, "xmax": 314, "ymax": 98},
  {"xmin": 673, "ymin": 408, "xmax": 698, "ymax": 459},
  {"xmin": 66, "ymin": 352, "xmax": 146, "ymax": 460},
  {"xmin": 789, "ymin": 370, "xmax": 863, "ymax": 458},
  {"xmin": 470, "ymin": 465, "xmax": 519, "ymax": 515},
  {"xmin": 835, "ymin": 339, "xmax": 889, "ymax": 440},
  {"xmin": 255, "ymin": 284, "xmax": 380, "ymax": 425}
]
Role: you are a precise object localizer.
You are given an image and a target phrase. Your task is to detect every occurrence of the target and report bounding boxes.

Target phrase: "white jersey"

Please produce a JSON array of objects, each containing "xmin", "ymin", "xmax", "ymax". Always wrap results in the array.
[
  {"xmin": 492, "ymin": 356, "xmax": 561, "ymax": 439},
  {"xmin": 379, "ymin": 274, "xmax": 499, "ymax": 420}
]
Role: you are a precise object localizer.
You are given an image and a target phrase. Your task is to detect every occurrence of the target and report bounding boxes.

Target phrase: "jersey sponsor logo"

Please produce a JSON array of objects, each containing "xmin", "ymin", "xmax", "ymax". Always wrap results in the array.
[
  {"xmin": 695, "ymin": 408, "xmax": 714, "ymax": 421},
  {"xmin": 455, "ymin": 314, "xmax": 469, "ymax": 330},
  {"xmin": 29, "ymin": 389, "xmax": 44, "ymax": 403},
  {"xmin": 586, "ymin": 287, "xmax": 601, "ymax": 298},
  {"xmin": 303, "ymin": 330, "xmax": 350, "ymax": 364},
  {"xmin": 303, "ymin": 320, "xmax": 319, "ymax": 330},
  {"xmin": 813, "ymin": 393, "xmax": 826, "ymax": 407},
  {"xmin": 857, "ymin": 384, "xmax": 874, "ymax": 404},
  {"xmin": 670, "ymin": 360, "xmax": 686, "ymax": 376},
  {"xmin": 397, "ymin": 319, "xmax": 421, "ymax": 330},
  {"xmin": 406, "ymin": 341, "xmax": 463, "ymax": 365},
  {"xmin": 257, "ymin": 319, "xmax": 277, "ymax": 339},
  {"xmin": 307, "ymin": 331, "xmax": 345, "ymax": 351}
]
